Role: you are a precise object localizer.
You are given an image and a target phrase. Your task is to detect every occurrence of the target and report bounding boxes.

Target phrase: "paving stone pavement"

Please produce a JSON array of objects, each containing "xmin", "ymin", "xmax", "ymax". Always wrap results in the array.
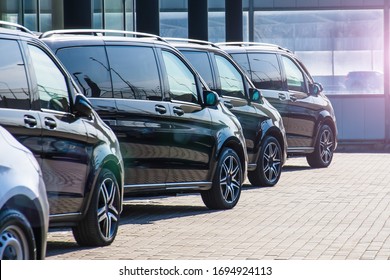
[{"xmin": 46, "ymin": 153, "xmax": 390, "ymax": 260}]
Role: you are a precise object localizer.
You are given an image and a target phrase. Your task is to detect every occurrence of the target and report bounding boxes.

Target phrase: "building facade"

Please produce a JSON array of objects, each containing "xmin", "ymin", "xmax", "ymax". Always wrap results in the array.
[{"xmin": 1, "ymin": 0, "xmax": 389, "ymax": 145}]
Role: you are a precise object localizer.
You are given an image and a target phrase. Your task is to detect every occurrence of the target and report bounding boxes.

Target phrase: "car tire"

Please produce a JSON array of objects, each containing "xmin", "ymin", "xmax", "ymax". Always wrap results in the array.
[
  {"xmin": 0, "ymin": 209, "xmax": 36, "ymax": 260},
  {"xmin": 201, "ymin": 148, "xmax": 242, "ymax": 210},
  {"xmin": 72, "ymin": 168, "xmax": 120, "ymax": 247},
  {"xmin": 248, "ymin": 136, "xmax": 282, "ymax": 187},
  {"xmin": 306, "ymin": 124, "xmax": 335, "ymax": 168}
]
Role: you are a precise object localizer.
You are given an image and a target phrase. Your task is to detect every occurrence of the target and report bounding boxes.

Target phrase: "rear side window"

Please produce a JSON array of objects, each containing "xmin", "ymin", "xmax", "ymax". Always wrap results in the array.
[
  {"xmin": 282, "ymin": 55, "xmax": 307, "ymax": 93},
  {"xmin": 162, "ymin": 51, "xmax": 198, "ymax": 103},
  {"xmin": 28, "ymin": 45, "xmax": 70, "ymax": 112},
  {"xmin": 0, "ymin": 39, "xmax": 30, "ymax": 110},
  {"xmin": 56, "ymin": 46, "xmax": 112, "ymax": 98},
  {"xmin": 181, "ymin": 50, "xmax": 214, "ymax": 89},
  {"xmin": 215, "ymin": 55, "xmax": 245, "ymax": 98},
  {"xmin": 106, "ymin": 46, "xmax": 162, "ymax": 100},
  {"xmin": 247, "ymin": 53, "xmax": 283, "ymax": 91}
]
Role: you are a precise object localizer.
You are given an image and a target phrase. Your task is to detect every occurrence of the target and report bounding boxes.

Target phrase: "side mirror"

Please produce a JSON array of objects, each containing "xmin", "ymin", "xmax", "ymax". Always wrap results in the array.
[
  {"xmin": 73, "ymin": 94, "xmax": 93, "ymax": 117},
  {"xmin": 249, "ymin": 88, "xmax": 263, "ymax": 103},
  {"xmin": 310, "ymin": 82, "xmax": 323, "ymax": 96},
  {"xmin": 203, "ymin": 90, "xmax": 220, "ymax": 107}
]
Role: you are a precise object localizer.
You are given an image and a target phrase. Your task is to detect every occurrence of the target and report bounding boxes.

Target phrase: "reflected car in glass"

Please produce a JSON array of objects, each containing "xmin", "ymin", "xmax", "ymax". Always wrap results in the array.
[{"xmin": 219, "ymin": 42, "xmax": 337, "ymax": 168}]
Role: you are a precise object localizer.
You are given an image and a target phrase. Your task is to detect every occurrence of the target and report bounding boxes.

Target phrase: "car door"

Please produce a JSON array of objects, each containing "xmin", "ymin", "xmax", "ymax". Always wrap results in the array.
[
  {"xmin": 26, "ymin": 43, "xmax": 91, "ymax": 215},
  {"xmin": 279, "ymin": 55, "xmax": 318, "ymax": 149},
  {"xmin": 105, "ymin": 44, "xmax": 172, "ymax": 189},
  {"xmin": 159, "ymin": 49, "xmax": 215, "ymax": 185},
  {"xmin": 0, "ymin": 38, "xmax": 42, "ymax": 164}
]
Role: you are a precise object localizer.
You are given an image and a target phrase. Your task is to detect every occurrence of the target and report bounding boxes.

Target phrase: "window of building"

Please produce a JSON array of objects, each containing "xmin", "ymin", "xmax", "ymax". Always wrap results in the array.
[
  {"xmin": 253, "ymin": 9, "xmax": 384, "ymax": 95},
  {"xmin": 0, "ymin": 39, "xmax": 30, "ymax": 110}
]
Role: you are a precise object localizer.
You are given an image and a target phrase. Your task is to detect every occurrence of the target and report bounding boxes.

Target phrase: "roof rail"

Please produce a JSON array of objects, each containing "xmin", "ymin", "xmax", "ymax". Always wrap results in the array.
[
  {"xmin": 164, "ymin": 37, "xmax": 219, "ymax": 48},
  {"xmin": 40, "ymin": 29, "xmax": 167, "ymax": 42},
  {"xmin": 0, "ymin": 20, "xmax": 34, "ymax": 35},
  {"xmin": 216, "ymin": 41, "xmax": 291, "ymax": 52}
]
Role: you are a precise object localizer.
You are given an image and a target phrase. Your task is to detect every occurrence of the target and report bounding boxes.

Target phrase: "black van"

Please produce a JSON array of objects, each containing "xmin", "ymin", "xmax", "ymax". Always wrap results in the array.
[
  {"xmin": 0, "ymin": 21, "xmax": 124, "ymax": 247},
  {"xmin": 169, "ymin": 38, "xmax": 287, "ymax": 187},
  {"xmin": 219, "ymin": 42, "xmax": 337, "ymax": 168},
  {"xmin": 42, "ymin": 29, "xmax": 247, "ymax": 210}
]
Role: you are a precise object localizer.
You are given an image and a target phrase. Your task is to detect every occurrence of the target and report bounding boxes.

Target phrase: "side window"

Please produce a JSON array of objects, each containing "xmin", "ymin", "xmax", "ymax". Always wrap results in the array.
[
  {"xmin": 0, "ymin": 39, "xmax": 30, "ymax": 110},
  {"xmin": 162, "ymin": 51, "xmax": 198, "ymax": 103},
  {"xmin": 215, "ymin": 55, "xmax": 245, "ymax": 98},
  {"xmin": 282, "ymin": 55, "xmax": 307, "ymax": 93},
  {"xmin": 247, "ymin": 53, "xmax": 283, "ymax": 90},
  {"xmin": 230, "ymin": 53, "xmax": 251, "ymax": 76},
  {"xmin": 56, "ymin": 46, "xmax": 112, "ymax": 98},
  {"xmin": 28, "ymin": 45, "xmax": 70, "ymax": 112},
  {"xmin": 106, "ymin": 46, "xmax": 162, "ymax": 100},
  {"xmin": 181, "ymin": 50, "xmax": 214, "ymax": 89}
]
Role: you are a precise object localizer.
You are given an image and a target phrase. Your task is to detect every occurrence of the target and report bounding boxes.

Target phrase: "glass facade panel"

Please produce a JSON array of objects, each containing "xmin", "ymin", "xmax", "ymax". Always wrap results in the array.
[
  {"xmin": 160, "ymin": 12, "xmax": 188, "ymax": 37},
  {"xmin": 209, "ymin": 11, "xmax": 225, "ymax": 42},
  {"xmin": 104, "ymin": 0, "xmax": 124, "ymax": 30},
  {"xmin": 24, "ymin": 0, "xmax": 38, "ymax": 31},
  {"xmin": 253, "ymin": 10, "xmax": 384, "ymax": 94}
]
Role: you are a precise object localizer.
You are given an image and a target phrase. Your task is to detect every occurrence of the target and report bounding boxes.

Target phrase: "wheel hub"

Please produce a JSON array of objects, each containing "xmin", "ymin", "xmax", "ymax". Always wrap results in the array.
[{"xmin": 0, "ymin": 232, "xmax": 23, "ymax": 260}]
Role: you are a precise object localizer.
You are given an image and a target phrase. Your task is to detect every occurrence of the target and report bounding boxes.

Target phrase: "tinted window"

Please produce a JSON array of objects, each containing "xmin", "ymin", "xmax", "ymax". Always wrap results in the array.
[
  {"xmin": 181, "ymin": 51, "xmax": 214, "ymax": 89},
  {"xmin": 282, "ymin": 55, "xmax": 306, "ymax": 93},
  {"xmin": 247, "ymin": 53, "xmax": 283, "ymax": 90},
  {"xmin": 162, "ymin": 51, "xmax": 198, "ymax": 103},
  {"xmin": 230, "ymin": 53, "xmax": 251, "ymax": 76},
  {"xmin": 56, "ymin": 46, "xmax": 112, "ymax": 98},
  {"xmin": 0, "ymin": 39, "xmax": 29, "ymax": 110},
  {"xmin": 106, "ymin": 46, "xmax": 162, "ymax": 100},
  {"xmin": 215, "ymin": 55, "xmax": 245, "ymax": 98},
  {"xmin": 28, "ymin": 45, "xmax": 70, "ymax": 112}
]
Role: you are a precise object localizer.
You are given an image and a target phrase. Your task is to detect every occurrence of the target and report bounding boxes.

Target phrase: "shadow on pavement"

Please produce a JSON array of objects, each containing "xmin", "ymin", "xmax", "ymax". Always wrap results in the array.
[{"xmin": 119, "ymin": 201, "xmax": 215, "ymax": 225}]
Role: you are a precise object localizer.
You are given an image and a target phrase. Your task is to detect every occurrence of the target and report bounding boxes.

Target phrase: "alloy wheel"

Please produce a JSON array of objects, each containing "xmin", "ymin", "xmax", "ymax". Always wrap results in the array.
[
  {"xmin": 97, "ymin": 177, "xmax": 119, "ymax": 241},
  {"xmin": 220, "ymin": 154, "xmax": 241, "ymax": 204},
  {"xmin": 319, "ymin": 128, "xmax": 334, "ymax": 164},
  {"xmin": 262, "ymin": 141, "xmax": 282, "ymax": 184}
]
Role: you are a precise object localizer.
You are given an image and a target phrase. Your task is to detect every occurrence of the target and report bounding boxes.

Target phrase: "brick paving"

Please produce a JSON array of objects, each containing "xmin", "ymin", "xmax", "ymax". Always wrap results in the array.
[{"xmin": 46, "ymin": 153, "xmax": 390, "ymax": 260}]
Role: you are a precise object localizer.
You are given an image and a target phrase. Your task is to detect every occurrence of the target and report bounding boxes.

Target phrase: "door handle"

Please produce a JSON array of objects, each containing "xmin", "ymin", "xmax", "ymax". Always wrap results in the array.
[
  {"xmin": 223, "ymin": 101, "xmax": 233, "ymax": 109},
  {"xmin": 155, "ymin": 104, "xmax": 167, "ymax": 114},
  {"xmin": 44, "ymin": 117, "xmax": 57, "ymax": 129},
  {"xmin": 173, "ymin": 107, "xmax": 184, "ymax": 116},
  {"xmin": 24, "ymin": 115, "xmax": 37, "ymax": 128},
  {"xmin": 278, "ymin": 93, "xmax": 287, "ymax": 100}
]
